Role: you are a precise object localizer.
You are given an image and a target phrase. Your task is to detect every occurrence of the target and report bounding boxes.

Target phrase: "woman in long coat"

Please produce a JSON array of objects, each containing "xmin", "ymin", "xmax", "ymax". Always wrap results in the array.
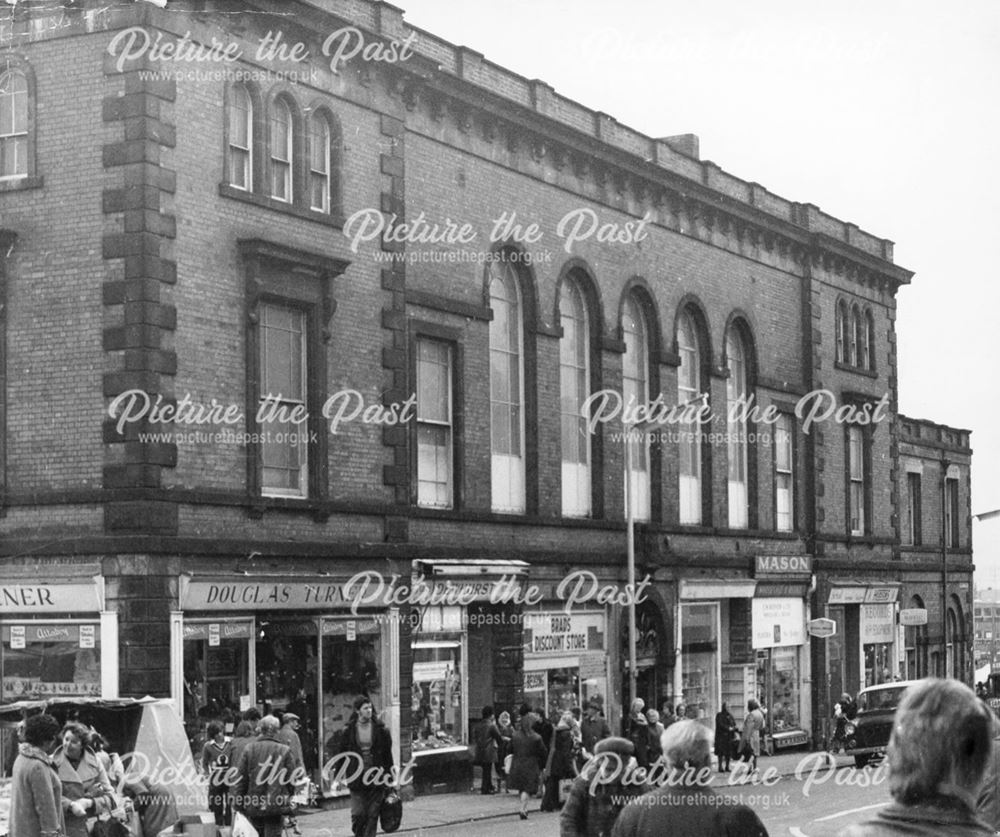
[
  {"xmin": 541, "ymin": 711, "xmax": 577, "ymax": 811},
  {"xmin": 739, "ymin": 699, "xmax": 765, "ymax": 772},
  {"xmin": 507, "ymin": 713, "xmax": 547, "ymax": 820},
  {"xmin": 714, "ymin": 702, "xmax": 737, "ymax": 772},
  {"xmin": 8, "ymin": 714, "xmax": 64, "ymax": 837},
  {"xmin": 52, "ymin": 721, "xmax": 117, "ymax": 837}
]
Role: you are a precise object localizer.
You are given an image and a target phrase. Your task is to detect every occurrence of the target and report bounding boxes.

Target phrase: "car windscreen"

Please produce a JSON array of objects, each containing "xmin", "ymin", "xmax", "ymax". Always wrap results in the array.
[{"xmin": 857, "ymin": 686, "xmax": 907, "ymax": 712}]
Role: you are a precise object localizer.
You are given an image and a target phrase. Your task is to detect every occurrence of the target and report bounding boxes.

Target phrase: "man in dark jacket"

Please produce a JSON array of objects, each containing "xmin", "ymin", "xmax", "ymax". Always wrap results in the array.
[
  {"xmin": 611, "ymin": 721, "xmax": 768, "ymax": 837},
  {"xmin": 580, "ymin": 699, "xmax": 612, "ymax": 761},
  {"xmin": 234, "ymin": 714, "xmax": 297, "ymax": 837},
  {"xmin": 472, "ymin": 705, "xmax": 503, "ymax": 794},
  {"xmin": 561, "ymin": 737, "xmax": 648, "ymax": 837},
  {"xmin": 333, "ymin": 695, "xmax": 394, "ymax": 837}
]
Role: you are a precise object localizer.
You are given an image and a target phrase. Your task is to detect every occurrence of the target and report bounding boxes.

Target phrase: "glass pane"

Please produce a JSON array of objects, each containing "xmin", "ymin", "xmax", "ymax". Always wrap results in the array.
[
  {"xmin": 412, "ymin": 641, "xmax": 463, "ymax": 746},
  {"xmin": 310, "ymin": 116, "xmax": 329, "ymax": 173},
  {"xmin": 1, "ymin": 624, "xmax": 102, "ymax": 701},
  {"xmin": 491, "ymin": 403, "xmax": 511, "ymax": 455},
  {"xmin": 182, "ymin": 628, "xmax": 250, "ymax": 750},
  {"xmin": 0, "ymin": 94, "xmax": 12, "ymax": 136},
  {"xmin": 12, "ymin": 88, "xmax": 26, "ymax": 134},
  {"xmin": 310, "ymin": 172, "xmax": 329, "ymax": 212}
]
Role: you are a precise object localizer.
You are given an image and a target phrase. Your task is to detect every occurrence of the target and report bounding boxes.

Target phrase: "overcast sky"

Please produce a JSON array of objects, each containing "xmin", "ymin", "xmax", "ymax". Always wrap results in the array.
[{"xmin": 396, "ymin": 0, "xmax": 1000, "ymax": 582}]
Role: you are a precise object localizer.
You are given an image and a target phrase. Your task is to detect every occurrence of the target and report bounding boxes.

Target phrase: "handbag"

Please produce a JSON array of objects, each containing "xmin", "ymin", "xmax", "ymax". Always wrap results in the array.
[
  {"xmin": 503, "ymin": 753, "xmax": 513, "ymax": 775},
  {"xmin": 91, "ymin": 817, "xmax": 131, "ymax": 837},
  {"xmin": 379, "ymin": 789, "xmax": 402, "ymax": 833}
]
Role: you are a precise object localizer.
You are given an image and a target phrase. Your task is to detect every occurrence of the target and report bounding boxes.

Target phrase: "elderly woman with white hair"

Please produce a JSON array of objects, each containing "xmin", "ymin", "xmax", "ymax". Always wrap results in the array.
[
  {"xmin": 839, "ymin": 678, "xmax": 994, "ymax": 836},
  {"xmin": 610, "ymin": 720, "xmax": 768, "ymax": 837}
]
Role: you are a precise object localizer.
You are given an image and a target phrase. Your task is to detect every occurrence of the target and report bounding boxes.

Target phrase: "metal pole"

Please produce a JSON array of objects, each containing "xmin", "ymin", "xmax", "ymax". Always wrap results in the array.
[{"xmin": 625, "ymin": 424, "xmax": 638, "ymax": 709}]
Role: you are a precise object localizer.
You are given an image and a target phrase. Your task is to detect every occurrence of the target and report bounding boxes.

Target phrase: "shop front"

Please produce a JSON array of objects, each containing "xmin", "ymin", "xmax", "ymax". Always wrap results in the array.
[
  {"xmin": 170, "ymin": 573, "xmax": 401, "ymax": 796},
  {"xmin": 825, "ymin": 582, "xmax": 900, "ymax": 709},
  {"xmin": 676, "ymin": 579, "xmax": 758, "ymax": 728}
]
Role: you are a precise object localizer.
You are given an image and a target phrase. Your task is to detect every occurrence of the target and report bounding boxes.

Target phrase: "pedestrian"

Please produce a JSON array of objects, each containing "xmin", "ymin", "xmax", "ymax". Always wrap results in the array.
[
  {"xmin": 276, "ymin": 712, "xmax": 305, "ymax": 775},
  {"xmin": 542, "ymin": 711, "xmax": 578, "ymax": 811},
  {"xmin": 738, "ymin": 699, "xmax": 765, "ymax": 773},
  {"xmin": 472, "ymin": 705, "xmax": 503, "ymax": 794},
  {"xmin": 201, "ymin": 720, "xmax": 232, "ymax": 829},
  {"xmin": 976, "ymin": 714, "xmax": 1000, "ymax": 830},
  {"xmin": 560, "ymin": 737, "xmax": 649, "ymax": 837},
  {"xmin": 645, "ymin": 710, "xmax": 664, "ymax": 764},
  {"xmin": 233, "ymin": 714, "xmax": 296, "ymax": 837},
  {"xmin": 496, "ymin": 710, "xmax": 515, "ymax": 792},
  {"xmin": 89, "ymin": 731, "xmax": 125, "ymax": 790},
  {"xmin": 714, "ymin": 703, "xmax": 736, "ymax": 773},
  {"xmin": 508, "ymin": 712, "xmax": 548, "ymax": 820},
  {"xmin": 580, "ymin": 698, "xmax": 611, "ymax": 763},
  {"xmin": 624, "ymin": 700, "xmax": 649, "ymax": 769},
  {"xmin": 659, "ymin": 702, "xmax": 677, "ymax": 729},
  {"xmin": 610, "ymin": 720, "xmax": 769, "ymax": 837},
  {"xmin": 9, "ymin": 713, "xmax": 64, "ymax": 837},
  {"xmin": 331, "ymin": 696, "xmax": 394, "ymax": 837},
  {"xmin": 839, "ymin": 678, "xmax": 994, "ymax": 836},
  {"xmin": 227, "ymin": 719, "xmax": 258, "ymax": 814},
  {"xmin": 53, "ymin": 721, "xmax": 117, "ymax": 837}
]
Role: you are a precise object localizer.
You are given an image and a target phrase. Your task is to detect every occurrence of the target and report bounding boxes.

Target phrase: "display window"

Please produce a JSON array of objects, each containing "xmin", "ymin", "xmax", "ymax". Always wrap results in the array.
[
  {"xmin": 756, "ymin": 646, "xmax": 801, "ymax": 733},
  {"xmin": 681, "ymin": 602, "xmax": 719, "ymax": 722},
  {"xmin": 182, "ymin": 619, "xmax": 253, "ymax": 740},
  {"xmin": 321, "ymin": 617, "xmax": 382, "ymax": 759},
  {"xmin": 1, "ymin": 622, "xmax": 101, "ymax": 701}
]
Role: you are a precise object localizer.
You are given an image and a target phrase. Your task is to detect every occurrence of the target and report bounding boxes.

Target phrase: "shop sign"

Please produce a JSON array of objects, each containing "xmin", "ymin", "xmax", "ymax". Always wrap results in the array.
[
  {"xmin": 751, "ymin": 598, "xmax": 805, "ymax": 648},
  {"xmin": 828, "ymin": 587, "xmax": 866, "ymax": 604},
  {"xmin": 181, "ymin": 578, "xmax": 351, "ymax": 610},
  {"xmin": 806, "ymin": 618, "xmax": 837, "ymax": 638},
  {"xmin": 1, "ymin": 624, "xmax": 92, "ymax": 644},
  {"xmin": 899, "ymin": 608, "xmax": 928, "ymax": 627},
  {"xmin": 578, "ymin": 653, "xmax": 606, "ymax": 680},
  {"xmin": 755, "ymin": 555, "xmax": 812, "ymax": 576},
  {"xmin": 1, "ymin": 581, "xmax": 102, "ymax": 613},
  {"xmin": 525, "ymin": 612, "xmax": 604, "ymax": 656},
  {"xmin": 861, "ymin": 604, "xmax": 894, "ymax": 643},
  {"xmin": 524, "ymin": 672, "xmax": 546, "ymax": 691},
  {"xmin": 183, "ymin": 622, "xmax": 254, "ymax": 641},
  {"xmin": 864, "ymin": 587, "xmax": 899, "ymax": 604}
]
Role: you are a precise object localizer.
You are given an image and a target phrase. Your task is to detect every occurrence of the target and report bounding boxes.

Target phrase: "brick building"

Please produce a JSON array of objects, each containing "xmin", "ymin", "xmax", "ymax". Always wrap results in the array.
[{"xmin": 0, "ymin": 0, "xmax": 973, "ymax": 789}]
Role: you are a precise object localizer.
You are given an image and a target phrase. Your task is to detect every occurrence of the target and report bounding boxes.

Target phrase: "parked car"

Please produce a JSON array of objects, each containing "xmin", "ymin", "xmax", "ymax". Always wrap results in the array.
[{"xmin": 844, "ymin": 679, "xmax": 921, "ymax": 768}]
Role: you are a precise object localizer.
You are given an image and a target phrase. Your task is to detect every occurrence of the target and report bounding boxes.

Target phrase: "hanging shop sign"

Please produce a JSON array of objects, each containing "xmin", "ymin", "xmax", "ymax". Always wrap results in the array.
[
  {"xmin": 899, "ymin": 608, "xmax": 928, "ymax": 627},
  {"xmin": 806, "ymin": 618, "xmax": 837, "ymax": 638}
]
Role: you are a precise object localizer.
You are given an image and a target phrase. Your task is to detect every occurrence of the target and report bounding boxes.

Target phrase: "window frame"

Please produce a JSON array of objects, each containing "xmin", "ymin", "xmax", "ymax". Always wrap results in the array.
[
  {"xmin": 847, "ymin": 425, "xmax": 869, "ymax": 536},
  {"xmin": 725, "ymin": 327, "xmax": 750, "ymax": 529},
  {"xmin": 239, "ymin": 238, "xmax": 348, "ymax": 513},
  {"xmin": 905, "ymin": 471, "xmax": 922, "ymax": 546},
  {"xmin": 622, "ymin": 293, "xmax": 651, "ymax": 523},
  {"xmin": 677, "ymin": 308, "xmax": 704, "ymax": 526},
  {"xmin": 773, "ymin": 412, "xmax": 795, "ymax": 532},
  {"xmin": 945, "ymin": 476, "xmax": 960, "ymax": 549},
  {"xmin": 227, "ymin": 81, "xmax": 255, "ymax": 192},
  {"xmin": 268, "ymin": 96, "xmax": 294, "ymax": 203},
  {"xmin": 0, "ymin": 60, "xmax": 40, "ymax": 192},
  {"xmin": 559, "ymin": 276, "xmax": 592, "ymax": 518},
  {"xmin": 414, "ymin": 334, "xmax": 458, "ymax": 510}
]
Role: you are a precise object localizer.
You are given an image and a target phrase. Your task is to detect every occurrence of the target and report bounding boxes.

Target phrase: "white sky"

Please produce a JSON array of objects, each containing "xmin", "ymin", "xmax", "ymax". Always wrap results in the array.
[{"xmin": 396, "ymin": 0, "xmax": 1000, "ymax": 580}]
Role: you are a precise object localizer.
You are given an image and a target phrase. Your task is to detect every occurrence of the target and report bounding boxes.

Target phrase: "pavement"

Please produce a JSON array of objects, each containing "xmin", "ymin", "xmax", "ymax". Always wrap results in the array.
[{"xmin": 290, "ymin": 750, "xmax": 859, "ymax": 836}]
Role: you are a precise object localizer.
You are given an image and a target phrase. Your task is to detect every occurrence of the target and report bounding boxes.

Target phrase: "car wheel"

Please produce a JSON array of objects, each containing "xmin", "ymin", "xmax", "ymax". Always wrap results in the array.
[{"xmin": 854, "ymin": 754, "xmax": 870, "ymax": 769}]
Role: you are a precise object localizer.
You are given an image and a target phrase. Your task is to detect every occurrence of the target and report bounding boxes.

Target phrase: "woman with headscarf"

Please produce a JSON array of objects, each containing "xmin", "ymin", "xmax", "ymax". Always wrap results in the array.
[
  {"xmin": 495, "ymin": 710, "xmax": 515, "ymax": 792},
  {"xmin": 739, "ymin": 699, "xmax": 765, "ymax": 773},
  {"xmin": 542, "ymin": 711, "xmax": 578, "ymax": 812},
  {"xmin": 624, "ymin": 699, "xmax": 649, "ymax": 769}
]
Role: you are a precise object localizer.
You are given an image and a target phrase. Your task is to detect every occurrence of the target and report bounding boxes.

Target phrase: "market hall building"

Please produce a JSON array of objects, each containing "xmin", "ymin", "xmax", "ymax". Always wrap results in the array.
[{"xmin": 0, "ymin": 0, "xmax": 974, "ymax": 792}]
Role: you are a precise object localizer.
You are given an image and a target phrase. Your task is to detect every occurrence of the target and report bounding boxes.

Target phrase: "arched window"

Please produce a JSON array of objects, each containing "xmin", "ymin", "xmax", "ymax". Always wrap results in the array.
[
  {"xmin": 560, "ymin": 277, "xmax": 591, "ymax": 517},
  {"xmin": 864, "ymin": 309, "xmax": 875, "ymax": 371},
  {"xmin": 849, "ymin": 305, "xmax": 861, "ymax": 367},
  {"xmin": 489, "ymin": 260, "xmax": 525, "ymax": 513},
  {"xmin": 308, "ymin": 112, "xmax": 331, "ymax": 213},
  {"xmin": 622, "ymin": 295, "xmax": 650, "ymax": 522},
  {"xmin": 269, "ymin": 97, "xmax": 293, "ymax": 202},
  {"xmin": 228, "ymin": 83, "xmax": 253, "ymax": 190},
  {"xmin": 947, "ymin": 608, "xmax": 959, "ymax": 679},
  {"xmin": 726, "ymin": 328, "xmax": 749, "ymax": 528},
  {"xmin": 677, "ymin": 310, "xmax": 702, "ymax": 524},
  {"xmin": 835, "ymin": 300, "xmax": 848, "ymax": 363},
  {"xmin": 0, "ymin": 69, "xmax": 27, "ymax": 179}
]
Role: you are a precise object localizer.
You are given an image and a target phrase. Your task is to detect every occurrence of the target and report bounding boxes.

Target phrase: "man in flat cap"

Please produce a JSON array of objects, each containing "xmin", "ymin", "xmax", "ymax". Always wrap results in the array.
[{"xmin": 560, "ymin": 737, "xmax": 649, "ymax": 837}]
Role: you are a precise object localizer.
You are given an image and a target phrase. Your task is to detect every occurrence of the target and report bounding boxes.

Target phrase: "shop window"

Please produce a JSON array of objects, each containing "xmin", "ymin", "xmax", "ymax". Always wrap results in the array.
[
  {"xmin": 182, "ymin": 620, "xmax": 252, "ymax": 744},
  {"xmin": 905, "ymin": 472, "xmax": 922, "ymax": 545},
  {"xmin": 680, "ymin": 602, "xmax": 718, "ymax": 722},
  {"xmin": 488, "ymin": 259, "xmax": 526, "ymax": 512},
  {"xmin": 622, "ymin": 294, "xmax": 650, "ymax": 521},
  {"xmin": 756, "ymin": 647, "xmax": 800, "ymax": 734},
  {"xmin": 774, "ymin": 414, "xmax": 794, "ymax": 532},
  {"xmin": 560, "ymin": 277, "xmax": 591, "ymax": 517},
  {"xmin": 677, "ymin": 310, "xmax": 702, "ymax": 525},
  {"xmin": 412, "ymin": 606, "xmax": 464, "ymax": 751},
  {"xmin": 416, "ymin": 338, "xmax": 454, "ymax": 508},
  {"xmin": 1, "ymin": 622, "xmax": 101, "ymax": 701}
]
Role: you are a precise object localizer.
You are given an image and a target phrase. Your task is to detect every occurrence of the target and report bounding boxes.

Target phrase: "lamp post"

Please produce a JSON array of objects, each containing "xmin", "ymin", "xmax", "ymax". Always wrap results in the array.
[{"xmin": 623, "ymin": 419, "xmax": 654, "ymax": 710}]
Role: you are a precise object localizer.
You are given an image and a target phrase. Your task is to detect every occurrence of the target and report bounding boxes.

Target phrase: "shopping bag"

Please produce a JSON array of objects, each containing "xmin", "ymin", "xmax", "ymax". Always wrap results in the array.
[
  {"xmin": 379, "ymin": 790, "xmax": 402, "ymax": 833},
  {"xmin": 232, "ymin": 811, "xmax": 260, "ymax": 837},
  {"xmin": 503, "ymin": 754, "xmax": 513, "ymax": 775}
]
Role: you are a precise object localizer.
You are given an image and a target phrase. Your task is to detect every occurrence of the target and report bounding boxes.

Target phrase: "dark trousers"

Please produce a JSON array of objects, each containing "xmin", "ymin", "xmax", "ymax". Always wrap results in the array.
[
  {"xmin": 247, "ymin": 814, "xmax": 284, "ymax": 837},
  {"xmin": 480, "ymin": 761, "xmax": 495, "ymax": 793},
  {"xmin": 350, "ymin": 786, "xmax": 386, "ymax": 837},
  {"xmin": 209, "ymin": 787, "xmax": 232, "ymax": 826},
  {"xmin": 540, "ymin": 774, "xmax": 562, "ymax": 811}
]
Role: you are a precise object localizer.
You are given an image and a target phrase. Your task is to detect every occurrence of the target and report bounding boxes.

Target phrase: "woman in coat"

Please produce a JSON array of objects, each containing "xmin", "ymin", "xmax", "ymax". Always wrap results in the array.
[
  {"xmin": 495, "ymin": 710, "xmax": 515, "ymax": 791},
  {"xmin": 624, "ymin": 700, "xmax": 649, "ymax": 769},
  {"xmin": 542, "ymin": 711, "xmax": 578, "ymax": 811},
  {"xmin": 507, "ymin": 713, "xmax": 548, "ymax": 820},
  {"xmin": 53, "ymin": 721, "xmax": 118, "ymax": 837},
  {"xmin": 8, "ymin": 714, "xmax": 64, "ymax": 837},
  {"xmin": 739, "ymin": 699, "xmax": 765, "ymax": 773},
  {"xmin": 472, "ymin": 705, "xmax": 503, "ymax": 794},
  {"xmin": 714, "ymin": 702, "xmax": 737, "ymax": 772}
]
